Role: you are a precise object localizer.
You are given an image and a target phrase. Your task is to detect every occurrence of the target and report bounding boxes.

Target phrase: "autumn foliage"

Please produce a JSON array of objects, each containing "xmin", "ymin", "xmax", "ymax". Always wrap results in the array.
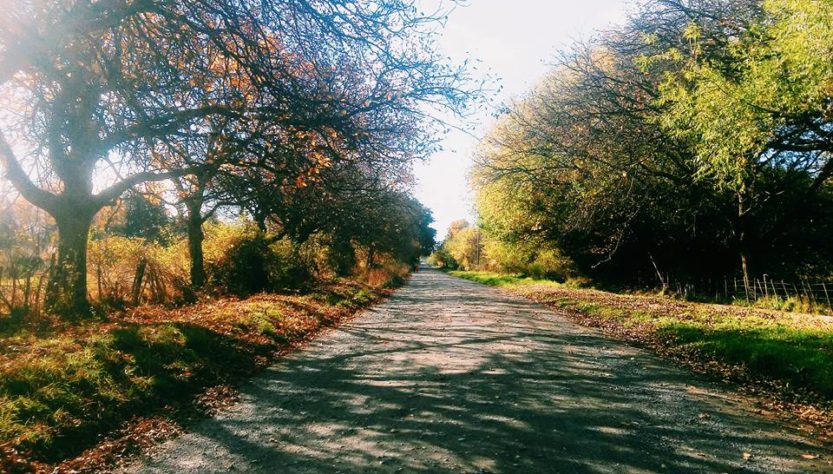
[
  {"xmin": 0, "ymin": 0, "xmax": 470, "ymax": 468},
  {"xmin": 469, "ymin": 0, "xmax": 833, "ymax": 295}
]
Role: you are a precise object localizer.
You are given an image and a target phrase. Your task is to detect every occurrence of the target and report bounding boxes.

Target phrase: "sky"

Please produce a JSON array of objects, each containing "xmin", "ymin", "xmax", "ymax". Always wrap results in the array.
[{"xmin": 413, "ymin": 0, "xmax": 630, "ymax": 237}]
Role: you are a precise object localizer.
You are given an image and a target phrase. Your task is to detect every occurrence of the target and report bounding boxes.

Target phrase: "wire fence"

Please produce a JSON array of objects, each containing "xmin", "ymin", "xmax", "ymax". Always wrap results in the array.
[{"xmin": 663, "ymin": 274, "xmax": 833, "ymax": 312}]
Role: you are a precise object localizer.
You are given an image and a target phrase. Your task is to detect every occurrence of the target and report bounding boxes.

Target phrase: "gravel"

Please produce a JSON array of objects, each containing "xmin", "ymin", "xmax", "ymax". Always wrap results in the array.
[{"xmin": 123, "ymin": 268, "xmax": 830, "ymax": 473}]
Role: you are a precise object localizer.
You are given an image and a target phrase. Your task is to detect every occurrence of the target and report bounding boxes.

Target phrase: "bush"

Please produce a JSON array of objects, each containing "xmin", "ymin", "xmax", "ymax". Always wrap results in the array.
[
  {"xmin": 482, "ymin": 237, "xmax": 576, "ymax": 281},
  {"xmin": 325, "ymin": 238, "xmax": 357, "ymax": 276},
  {"xmin": 527, "ymin": 248, "xmax": 575, "ymax": 281},
  {"xmin": 267, "ymin": 238, "xmax": 313, "ymax": 291},
  {"xmin": 206, "ymin": 224, "xmax": 312, "ymax": 296},
  {"xmin": 210, "ymin": 234, "xmax": 272, "ymax": 296}
]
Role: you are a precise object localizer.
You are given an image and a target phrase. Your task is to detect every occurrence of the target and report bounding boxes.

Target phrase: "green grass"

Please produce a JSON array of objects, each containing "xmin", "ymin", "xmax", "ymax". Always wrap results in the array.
[
  {"xmin": 656, "ymin": 315, "xmax": 833, "ymax": 396},
  {"xmin": 448, "ymin": 270, "xmax": 547, "ymax": 287},
  {"xmin": 451, "ymin": 270, "xmax": 833, "ymax": 400},
  {"xmin": 1, "ymin": 320, "xmax": 270, "ymax": 463}
]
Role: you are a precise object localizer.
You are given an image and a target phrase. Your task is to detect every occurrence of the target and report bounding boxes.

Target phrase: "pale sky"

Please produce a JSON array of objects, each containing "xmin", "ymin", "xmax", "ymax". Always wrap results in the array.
[{"xmin": 413, "ymin": 0, "xmax": 630, "ymax": 237}]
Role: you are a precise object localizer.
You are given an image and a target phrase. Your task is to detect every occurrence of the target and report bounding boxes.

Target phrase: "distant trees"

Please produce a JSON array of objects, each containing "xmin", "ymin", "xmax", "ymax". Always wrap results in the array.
[
  {"xmin": 0, "ymin": 0, "xmax": 473, "ymax": 317},
  {"xmin": 472, "ymin": 0, "xmax": 833, "ymax": 288},
  {"xmin": 430, "ymin": 220, "xmax": 480, "ymax": 271}
]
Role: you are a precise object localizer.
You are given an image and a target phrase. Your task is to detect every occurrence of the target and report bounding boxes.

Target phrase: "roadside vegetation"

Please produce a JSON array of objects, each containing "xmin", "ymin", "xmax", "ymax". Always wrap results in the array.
[
  {"xmin": 450, "ymin": 270, "xmax": 833, "ymax": 430},
  {"xmin": 433, "ymin": 0, "xmax": 833, "ymax": 425},
  {"xmin": 0, "ymin": 0, "xmax": 477, "ymax": 469},
  {"xmin": 444, "ymin": 0, "xmax": 833, "ymax": 311},
  {"xmin": 0, "ymin": 206, "xmax": 432, "ymax": 470},
  {"xmin": 0, "ymin": 276, "xmax": 395, "ymax": 472}
]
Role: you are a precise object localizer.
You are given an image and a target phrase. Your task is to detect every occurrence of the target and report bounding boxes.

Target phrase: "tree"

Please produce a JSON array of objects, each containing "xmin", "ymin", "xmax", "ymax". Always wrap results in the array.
[
  {"xmin": 109, "ymin": 191, "xmax": 171, "ymax": 243},
  {"xmin": 472, "ymin": 0, "xmax": 833, "ymax": 289},
  {"xmin": 0, "ymin": 0, "xmax": 477, "ymax": 316},
  {"xmin": 432, "ymin": 220, "xmax": 482, "ymax": 271},
  {"xmin": 655, "ymin": 0, "xmax": 833, "ymax": 286},
  {"xmin": 0, "ymin": 1, "xmax": 276, "ymax": 315}
]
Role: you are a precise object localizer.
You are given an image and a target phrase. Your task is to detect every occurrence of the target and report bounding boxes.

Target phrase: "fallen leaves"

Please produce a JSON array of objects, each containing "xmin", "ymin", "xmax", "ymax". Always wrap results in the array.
[
  {"xmin": 55, "ymin": 417, "xmax": 183, "ymax": 474},
  {"xmin": 196, "ymin": 385, "xmax": 241, "ymax": 415},
  {"xmin": 0, "ymin": 278, "xmax": 392, "ymax": 471},
  {"xmin": 499, "ymin": 282, "xmax": 833, "ymax": 438}
]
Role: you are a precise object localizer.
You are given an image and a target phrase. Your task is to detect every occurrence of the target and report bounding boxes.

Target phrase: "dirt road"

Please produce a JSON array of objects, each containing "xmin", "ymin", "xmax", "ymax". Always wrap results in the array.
[{"xmin": 125, "ymin": 268, "xmax": 829, "ymax": 473}]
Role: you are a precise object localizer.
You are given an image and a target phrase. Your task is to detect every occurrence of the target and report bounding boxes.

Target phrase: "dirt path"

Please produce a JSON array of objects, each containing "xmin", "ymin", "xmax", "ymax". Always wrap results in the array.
[{"xmin": 124, "ymin": 268, "xmax": 829, "ymax": 473}]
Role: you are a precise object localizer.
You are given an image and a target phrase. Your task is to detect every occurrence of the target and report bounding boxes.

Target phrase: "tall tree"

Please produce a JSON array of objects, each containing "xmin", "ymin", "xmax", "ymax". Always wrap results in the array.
[
  {"xmin": 655, "ymin": 0, "xmax": 833, "ymax": 285},
  {"xmin": 472, "ymin": 0, "xmax": 833, "ymax": 287},
  {"xmin": 0, "ymin": 0, "xmax": 476, "ymax": 316}
]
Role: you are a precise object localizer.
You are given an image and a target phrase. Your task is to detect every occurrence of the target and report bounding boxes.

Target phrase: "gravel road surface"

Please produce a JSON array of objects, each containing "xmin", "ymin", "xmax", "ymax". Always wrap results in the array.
[{"xmin": 124, "ymin": 268, "xmax": 830, "ymax": 473}]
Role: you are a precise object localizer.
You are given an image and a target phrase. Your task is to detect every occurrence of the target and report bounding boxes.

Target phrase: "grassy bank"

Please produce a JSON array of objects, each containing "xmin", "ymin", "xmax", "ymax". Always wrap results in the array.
[
  {"xmin": 0, "ymin": 279, "xmax": 392, "ymax": 472},
  {"xmin": 450, "ymin": 270, "xmax": 833, "ymax": 424}
]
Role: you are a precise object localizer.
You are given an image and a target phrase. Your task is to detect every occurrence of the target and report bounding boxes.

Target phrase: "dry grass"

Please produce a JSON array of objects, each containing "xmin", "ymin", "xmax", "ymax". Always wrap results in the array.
[{"xmin": 0, "ymin": 278, "xmax": 393, "ymax": 472}]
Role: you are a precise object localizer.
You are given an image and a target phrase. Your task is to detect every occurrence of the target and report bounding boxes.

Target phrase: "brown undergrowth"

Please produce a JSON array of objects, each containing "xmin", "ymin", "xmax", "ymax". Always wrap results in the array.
[{"xmin": 0, "ymin": 277, "xmax": 397, "ymax": 473}]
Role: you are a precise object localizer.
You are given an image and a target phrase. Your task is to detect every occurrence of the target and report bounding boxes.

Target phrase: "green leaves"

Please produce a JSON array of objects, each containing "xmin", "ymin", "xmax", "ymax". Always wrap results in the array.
[
  {"xmin": 656, "ymin": 0, "xmax": 833, "ymax": 193},
  {"xmin": 470, "ymin": 0, "xmax": 833, "ymax": 285}
]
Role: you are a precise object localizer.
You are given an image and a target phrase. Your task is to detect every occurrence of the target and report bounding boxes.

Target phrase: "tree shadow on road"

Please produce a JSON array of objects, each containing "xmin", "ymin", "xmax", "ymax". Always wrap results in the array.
[{"xmin": 135, "ymin": 270, "xmax": 828, "ymax": 473}]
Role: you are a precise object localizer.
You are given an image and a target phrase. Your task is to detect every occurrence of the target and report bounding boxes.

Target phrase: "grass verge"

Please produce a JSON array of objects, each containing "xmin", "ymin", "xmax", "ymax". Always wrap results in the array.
[
  {"xmin": 450, "ymin": 270, "xmax": 833, "ymax": 429},
  {"xmin": 0, "ymin": 278, "xmax": 392, "ymax": 472}
]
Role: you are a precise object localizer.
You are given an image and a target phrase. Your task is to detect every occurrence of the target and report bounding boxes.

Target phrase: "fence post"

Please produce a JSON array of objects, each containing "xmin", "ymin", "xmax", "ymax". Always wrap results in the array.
[
  {"xmin": 822, "ymin": 282, "xmax": 831, "ymax": 307},
  {"xmin": 802, "ymin": 279, "xmax": 814, "ymax": 304},
  {"xmin": 763, "ymin": 275, "xmax": 769, "ymax": 298}
]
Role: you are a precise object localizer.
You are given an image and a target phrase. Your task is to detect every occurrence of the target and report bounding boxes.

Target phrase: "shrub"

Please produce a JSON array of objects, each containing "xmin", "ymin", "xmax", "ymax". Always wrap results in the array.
[
  {"xmin": 266, "ymin": 238, "xmax": 313, "ymax": 291},
  {"xmin": 527, "ymin": 248, "xmax": 575, "ymax": 281},
  {"xmin": 206, "ymin": 224, "xmax": 312, "ymax": 296},
  {"xmin": 325, "ymin": 238, "xmax": 357, "ymax": 276}
]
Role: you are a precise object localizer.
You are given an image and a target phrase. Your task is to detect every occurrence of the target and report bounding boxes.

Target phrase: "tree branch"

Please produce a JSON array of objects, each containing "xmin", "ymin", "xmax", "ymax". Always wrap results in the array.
[
  {"xmin": 0, "ymin": 131, "xmax": 58, "ymax": 212},
  {"xmin": 93, "ymin": 168, "xmax": 189, "ymax": 210}
]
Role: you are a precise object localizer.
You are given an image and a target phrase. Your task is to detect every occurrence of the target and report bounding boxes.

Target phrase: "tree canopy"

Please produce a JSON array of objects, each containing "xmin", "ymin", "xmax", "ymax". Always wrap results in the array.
[
  {"xmin": 0, "ymin": 0, "xmax": 474, "ymax": 316},
  {"xmin": 471, "ymin": 0, "xmax": 833, "ymax": 289}
]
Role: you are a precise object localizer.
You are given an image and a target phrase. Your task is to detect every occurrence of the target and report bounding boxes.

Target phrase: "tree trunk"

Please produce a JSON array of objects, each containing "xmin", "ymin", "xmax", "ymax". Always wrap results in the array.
[
  {"xmin": 366, "ymin": 246, "xmax": 375, "ymax": 271},
  {"xmin": 255, "ymin": 210, "xmax": 268, "ymax": 232},
  {"xmin": 45, "ymin": 212, "xmax": 94, "ymax": 317},
  {"xmin": 740, "ymin": 249, "xmax": 751, "ymax": 301},
  {"xmin": 737, "ymin": 190, "xmax": 751, "ymax": 301},
  {"xmin": 131, "ymin": 257, "xmax": 148, "ymax": 306},
  {"xmin": 648, "ymin": 252, "xmax": 669, "ymax": 294},
  {"xmin": 186, "ymin": 201, "xmax": 206, "ymax": 290}
]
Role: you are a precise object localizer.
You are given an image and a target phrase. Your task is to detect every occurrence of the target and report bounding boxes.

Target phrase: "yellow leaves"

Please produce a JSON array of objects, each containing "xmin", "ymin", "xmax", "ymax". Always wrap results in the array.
[
  {"xmin": 641, "ymin": 32, "xmax": 659, "ymax": 46},
  {"xmin": 308, "ymin": 151, "xmax": 331, "ymax": 168},
  {"xmin": 682, "ymin": 23, "xmax": 702, "ymax": 42}
]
